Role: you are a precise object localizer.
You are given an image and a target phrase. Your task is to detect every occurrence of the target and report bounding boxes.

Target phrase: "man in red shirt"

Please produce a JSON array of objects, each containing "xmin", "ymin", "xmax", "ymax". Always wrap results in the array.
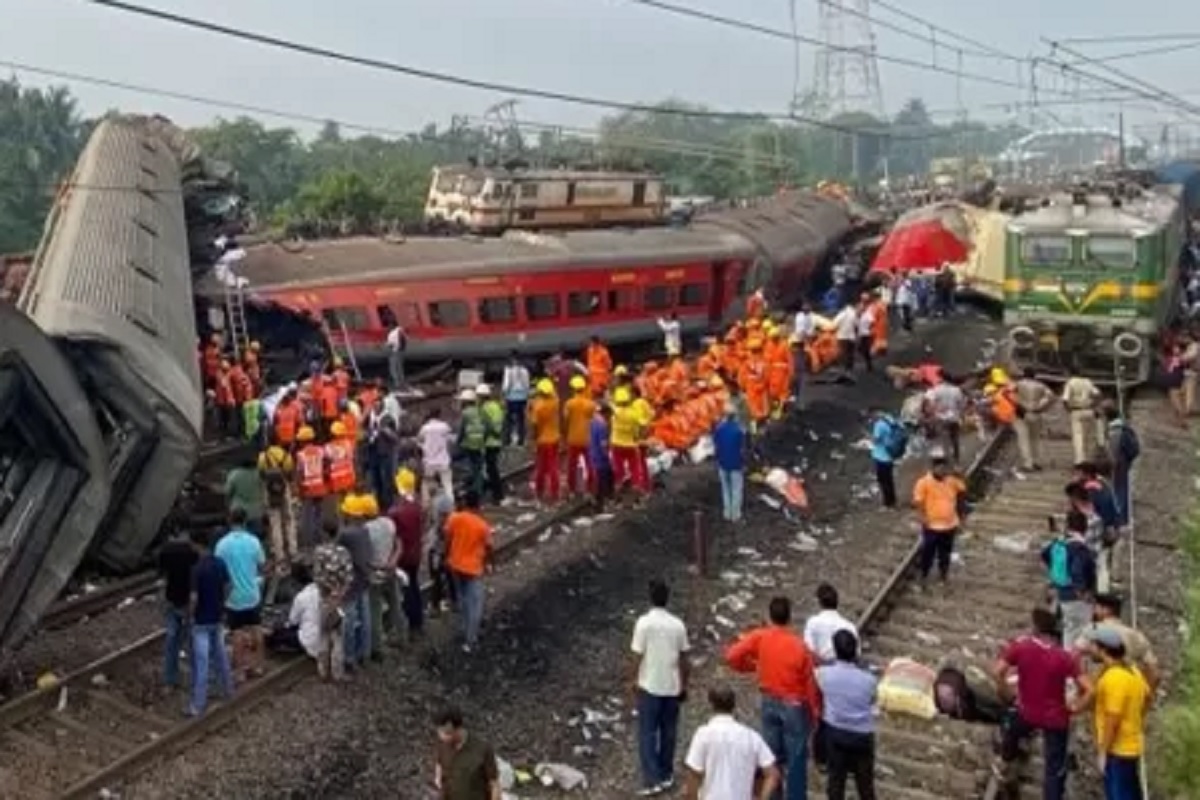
[
  {"xmin": 992, "ymin": 607, "xmax": 1093, "ymax": 800},
  {"xmin": 724, "ymin": 597, "xmax": 820, "ymax": 800},
  {"xmin": 388, "ymin": 468, "xmax": 425, "ymax": 638}
]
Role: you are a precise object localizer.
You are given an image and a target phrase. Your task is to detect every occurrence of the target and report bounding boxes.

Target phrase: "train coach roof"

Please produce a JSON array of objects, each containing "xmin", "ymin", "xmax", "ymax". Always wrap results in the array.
[
  {"xmin": 200, "ymin": 226, "xmax": 755, "ymax": 294},
  {"xmin": 1008, "ymin": 192, "xmax": 1177, "ymax": 235}
]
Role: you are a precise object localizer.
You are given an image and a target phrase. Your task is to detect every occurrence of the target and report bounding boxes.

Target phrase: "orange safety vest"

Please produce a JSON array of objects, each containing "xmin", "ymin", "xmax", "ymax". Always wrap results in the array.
[
  {"xmin": 339, "ymin": 410, "xmax": 359, "ymax": 442},
  {"xmin": 992, "ymin": 387, "xmax": 1018, "ymax": 425},
  {"xmin": 273, "ymin": 401, "xmax": 301, "ymax": 446},
  {"xmin": 324, "ymin": 440, "xmax": 356, "ymax": 493},
  {"xmin": 333, "ymin": 369, "xmax": 351, "ymax": 402},
  {"xmin": 297, "ymin": 445, "xmax": 328, "ymax": 498},
  {"xmin": 358, "ymin": 387, "xmax": 380, "ymax": 412},
  {"xmin": 318, "ymin": 382, "xmax": 340, "ymax": 420}
]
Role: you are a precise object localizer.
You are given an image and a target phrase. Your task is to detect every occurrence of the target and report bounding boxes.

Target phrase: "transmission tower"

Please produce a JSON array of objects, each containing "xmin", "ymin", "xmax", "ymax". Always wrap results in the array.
[{"xmin": 798, "ymin": 0, "xmax": 886, "ymax": 120}]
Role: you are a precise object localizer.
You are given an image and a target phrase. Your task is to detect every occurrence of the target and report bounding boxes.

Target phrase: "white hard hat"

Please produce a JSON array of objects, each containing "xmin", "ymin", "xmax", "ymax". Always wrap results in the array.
[
  {"xmin": 459, "ymin": 388, "xmax": 477, "ymax": 402},
  {"xmin": 474, "ymin": 383, "xmax": 491, "ymax": 397}
]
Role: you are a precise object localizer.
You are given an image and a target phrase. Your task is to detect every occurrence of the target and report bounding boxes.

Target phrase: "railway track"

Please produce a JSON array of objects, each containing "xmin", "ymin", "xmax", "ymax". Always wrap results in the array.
[
  {"xmin": 812, "ymin": 400, "xmax": 1151, "ymax": 799},
  {"xmin": 0, "ymin": 459, "xmax": 587, "ymax": 799}
]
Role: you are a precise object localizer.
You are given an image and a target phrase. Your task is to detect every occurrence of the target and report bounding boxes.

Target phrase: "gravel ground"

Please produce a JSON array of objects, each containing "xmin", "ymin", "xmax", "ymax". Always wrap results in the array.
[{"xmin": 102, "ymin": 313, "xmax": 1004, "ymax": 800}]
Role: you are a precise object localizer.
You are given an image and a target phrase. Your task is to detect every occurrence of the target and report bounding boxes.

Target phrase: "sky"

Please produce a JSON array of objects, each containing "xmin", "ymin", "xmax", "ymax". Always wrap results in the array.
[{"xmin": 1, "ymin": 0, "xmax": 1197, "ymax": 142}]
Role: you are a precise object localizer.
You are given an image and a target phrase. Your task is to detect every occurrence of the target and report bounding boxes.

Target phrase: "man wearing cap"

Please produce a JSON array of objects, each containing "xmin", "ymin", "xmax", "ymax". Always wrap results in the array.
[
  {"xmin": 338, "ymin": 493, "xmax": 377, "ymax": 670},
  {"xmin": 476, "ymin": 384, "xmax": 506, "ymax": 506},
  {"xmin": 1088, "ymin": 627, "xmax": 1151, "ymax": 798},
  {"xmin": 1081, "ymin": 594, "xmax": 1160, "ymax": 692},
  {"xmin": 529, "ymin": 379, "xmax": 562, "ymax": 505},
  {"xmin": 564, "ymin": 376, "xmax": 597, "ymax": 498},
  {"xmin": 389, "ymin": 468, "xmax": 426, "ymax": 637},
  {"xmin": 456, "ymin": 389, "xmax": 487, "ymax": 501}
]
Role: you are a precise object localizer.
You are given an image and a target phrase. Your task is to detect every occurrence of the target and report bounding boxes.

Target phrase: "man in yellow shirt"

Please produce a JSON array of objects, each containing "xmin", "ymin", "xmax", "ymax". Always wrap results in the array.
[
  {"xmin": 631, "ymin": 388, "xmax": 656, "ymax": 495},
  {"xmin": 1091, "ymin": 627, "xmax": 1150, "ymax": 799},
  {"xmin": 563, "ymin": 376, "xmax": 597, "ymax": 498},
  {"xmin": 610, "ymin": 388, "xmax": 646, "ymax": 500},
  {"xmin": 258, "ymin": 442, "xmax": 298, "ymax": 569},
  {"xmin": 911, "ymin": 448, "xmax": 967, "ymax": 591}
]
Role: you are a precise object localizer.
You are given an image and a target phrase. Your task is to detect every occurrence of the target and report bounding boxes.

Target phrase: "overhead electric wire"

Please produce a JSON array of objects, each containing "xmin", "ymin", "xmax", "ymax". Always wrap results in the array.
[
  {"xmin": 1042, "ymin": 39, "xmax": 1200, "ymax": 119},
  {"xmin": 75, "ymin": 0, "xmax": 907, "ymax": 137},
  {"xmin": 619, "ymin": 0, "xmax": 1049, "ymax": 93},
  {"xmin": 1062, "ymin": 39, "xmax": 1200, "ymax": 65},
  {"xmin": 1053, "ymin": 32, "xmax": 1200, "ymax": 46},
  {"xmin": 819, "ymin": 0, "xmax": 1010, "ymax": 61},
  {"xmin": 868, "ymin": 0, "xmax": 1019, "ymax": 62}
]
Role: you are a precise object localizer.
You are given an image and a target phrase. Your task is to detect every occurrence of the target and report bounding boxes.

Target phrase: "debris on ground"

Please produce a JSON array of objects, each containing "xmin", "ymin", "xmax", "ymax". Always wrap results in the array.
[
  {"xmin": 992, "ymin": 533, "xmax": 1033, "ymax": 555},
  {"xmin": 534, "ymin": 762, "xmax": 588, "ymax": 791},
  {"xmin": 877, "ymin": 657, "xmax": 938, "ymax": 720}
]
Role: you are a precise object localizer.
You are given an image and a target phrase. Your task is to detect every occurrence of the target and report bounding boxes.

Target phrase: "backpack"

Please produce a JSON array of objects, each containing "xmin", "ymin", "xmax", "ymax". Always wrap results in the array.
[
  {"xmin": 1117, "ymin": 423, "xmax": 1140, "ymax": 463},
  {"xmin": 882, "ymin": 417, "xmax": 909, "ymax": 460},
  {"xmin": 1047, "ymin": 538, "xmax": 1072, "ymax": 588},
  {"xmin": 261, "ymin": 450, "xmax": 289, "ymax": 508}
]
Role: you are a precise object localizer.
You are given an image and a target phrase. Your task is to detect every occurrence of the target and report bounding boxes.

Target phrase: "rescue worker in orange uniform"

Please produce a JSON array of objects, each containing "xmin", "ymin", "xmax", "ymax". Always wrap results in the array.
[
  {"xmin": 272, "ymin": 388, "xmax": 303, "ymax": 450},
  {"xmin": 529, "ymin": 379, "xmax": 562, "ymax": 505},
  {"xmin": 213, "ymin": 360, "xmax": 237, "ymax": 438},
  {"xmin": 738, "ymin": 338, "xmax": 770, "ymax": 427},
  {"xmin": 316, "ymin": 375, "xmax": 340, "ymax": 439},
  {"xmin": 323, "ymin": 421, "xmax": 357, "ymax": 506},
  {"xmin": 664, "ymin": 355, "xmax": 690, "ymax": 404},
  {"xmin": 695, "ymin": 338, "xmax": 720, "ymax": 382},
  {"xmin": 563, "ymin": 375, "xmax": 597, "ymax": 497},
  {"xmin": 243, "ymin": 341, "xmax": 263, "ymax": 396},
  {"xmin": 585, "ymin": 336, "xmax": 613, "ymax": 397},
  {"xmin": 294, "ymin": 426, "xmax": 327, "ymax": 549},
  {"xmin": 764, "ymin": 325, "xmax": 793, "ymax": 419},
  {"xmin": 331, "ymin": 358, "xmax": 352, "ymax": 405},
  {"xmin": 869, "ymin": 293, "xmax": 889, "ymax": 356}
]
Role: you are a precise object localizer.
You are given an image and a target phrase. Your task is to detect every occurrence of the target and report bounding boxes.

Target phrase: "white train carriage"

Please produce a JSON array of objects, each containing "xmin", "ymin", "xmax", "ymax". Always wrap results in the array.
[{"xmin": 424, "ymin": 165, "xmax": 666, "ymax": 232}]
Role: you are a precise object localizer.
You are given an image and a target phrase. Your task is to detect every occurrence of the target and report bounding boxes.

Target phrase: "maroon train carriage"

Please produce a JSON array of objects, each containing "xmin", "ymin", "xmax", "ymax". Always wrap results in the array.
[{"xmin": 194, "ymin": 192, "xmax": 855, "ymax": 365}]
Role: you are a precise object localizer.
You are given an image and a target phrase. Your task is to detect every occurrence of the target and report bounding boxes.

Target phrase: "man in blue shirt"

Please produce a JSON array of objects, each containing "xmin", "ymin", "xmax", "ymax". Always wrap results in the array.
[
  {"xmin": 816, "ymin": 630, "xmax": 879, "ymax": 800},
  {"xmin": 589, "ymin": 405, "xmax": 615, "ymax": 511},
  {"xmin": 712, "ymin": 405, "xmax": 746, "ymax": 523},
  {"xmin": 869, "ymin": 408, "xmax": 900, "ymax": 509},
  {"xmin": 189, "ymin": 528, "xmax": 235, "ymax": 717},
  {"xmin": 215, "ymin": 507, "xmax": 266, "ymax": 680}
]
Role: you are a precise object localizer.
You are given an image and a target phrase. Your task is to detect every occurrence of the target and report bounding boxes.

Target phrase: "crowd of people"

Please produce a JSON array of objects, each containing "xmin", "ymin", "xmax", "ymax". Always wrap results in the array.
[{"xmin": 178, "ymin": 272, "xmax": 1159, "ymax": 800}]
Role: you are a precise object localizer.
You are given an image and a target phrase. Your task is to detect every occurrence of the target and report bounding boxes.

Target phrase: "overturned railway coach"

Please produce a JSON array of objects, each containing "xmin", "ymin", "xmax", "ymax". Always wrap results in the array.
[{"xmin": 203, "ymin": 192, "xmax": 855, "ymax": 364}]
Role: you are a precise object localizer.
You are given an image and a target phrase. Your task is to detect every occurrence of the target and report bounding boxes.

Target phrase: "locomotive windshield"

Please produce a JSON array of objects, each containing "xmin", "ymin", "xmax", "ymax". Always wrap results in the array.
[
  {"xmin": 1020, "ymin": 234, "xmax": 1072, "ymax": 267},
  {"xmin": 1084, "ymin": 236, "xmax": 1136, "ymax": 269}
]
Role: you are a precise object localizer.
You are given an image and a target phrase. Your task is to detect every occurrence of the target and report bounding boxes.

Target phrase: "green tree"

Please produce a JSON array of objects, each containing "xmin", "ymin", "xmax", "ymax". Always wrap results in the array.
[{"xmin": 0, "ymin": 79, "xmax": 86, "ymax": 252}]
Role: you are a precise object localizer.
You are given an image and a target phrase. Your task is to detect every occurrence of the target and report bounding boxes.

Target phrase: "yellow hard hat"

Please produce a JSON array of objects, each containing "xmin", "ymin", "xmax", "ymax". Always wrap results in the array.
[
  {"xmin": 332, "ymin": 356, "xmax": 343, "ymax": 367},
  {"xmin": 613, "ymin": 387, "xmax": 632, "ymax": 405},
  {"xmin": 747, "ymin": 337, "xmax": 764, "ymax": 350},
  {"xmin": 709, "ymin": 375, "xmax": 725, "ymax": 389},
  {"xmin": 395, "ymin": 467, "xmax": 417, "ymax": 494},
  {"xmin": 536, "ymin": 378, "xmax": 555, "ymax": 395},
  {"xmin": 296, "ymin": 426, "xmax": 315, "ymax": 443},
  {"xmin": 330, "ymin": 421, "xmax": 347, "ymax": 438},
  {"xmin": 747, "ymin": 319, "xmax": 762, "ymax": 329},
  {"xmin": 614, "ymin": 365, "xmax": 629, "ymax": 377},
  {"xmin": 570, "ymin": 375, "xmax": 587, "ymax": 391},
  {"xmin": 989, "ymin": 367, "xmax": 1010, "ymax": 386}
]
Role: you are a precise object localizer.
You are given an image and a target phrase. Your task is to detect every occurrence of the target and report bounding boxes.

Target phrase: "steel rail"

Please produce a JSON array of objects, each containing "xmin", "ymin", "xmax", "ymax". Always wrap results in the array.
[{"xmin": 0, "ymin": 461, "xmax": 582, "ymax": 799}]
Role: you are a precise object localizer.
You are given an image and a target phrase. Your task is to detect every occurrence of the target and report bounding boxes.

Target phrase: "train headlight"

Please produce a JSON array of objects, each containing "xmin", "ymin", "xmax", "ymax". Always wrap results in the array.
[{"xmin": 1113, "ymin": 332, "xmax": 1143, "ymax": 359}]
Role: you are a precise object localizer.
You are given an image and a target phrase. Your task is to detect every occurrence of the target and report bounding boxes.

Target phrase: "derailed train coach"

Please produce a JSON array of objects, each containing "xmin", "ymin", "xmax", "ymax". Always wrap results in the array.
[{"xmin": 17, "ymin": 116, "xmax": 206, "ymax": 572}]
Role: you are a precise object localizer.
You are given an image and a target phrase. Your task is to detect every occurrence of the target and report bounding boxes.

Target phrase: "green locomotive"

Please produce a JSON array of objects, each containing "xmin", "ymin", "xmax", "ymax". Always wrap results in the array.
[{"xmin": 1003, "ymin": 186, "xmax": 1187, "ymax": 385}]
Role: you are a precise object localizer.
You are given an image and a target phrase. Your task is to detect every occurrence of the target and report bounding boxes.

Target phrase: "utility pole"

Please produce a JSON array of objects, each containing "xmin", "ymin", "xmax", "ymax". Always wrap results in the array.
[{"xmin": 1117, "ymin": 110, "xmax": 1126, "ymax": 168}]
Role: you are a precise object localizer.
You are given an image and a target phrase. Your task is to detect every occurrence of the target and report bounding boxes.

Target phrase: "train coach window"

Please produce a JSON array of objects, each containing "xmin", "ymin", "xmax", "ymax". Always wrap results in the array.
[
  {"xmin": 376, "ymin": 305, "xmax": 397, "ymax": 328},
  {"xmin": 568, "ymin": 291, "xmax": 602, "ymax": 318},
  {"xmin": 428, "ymin": 300, "xmax": 471, "ymax": 329},
  {"xmin": 519, "ymin": 182, "xmax": 539, "ymax": 199},
  {"xmin": 525, "ymin": 293, "xmax": 561, "ymax": 321},
  {"xmin": 479, "ymin": 296, "xmax": 519, "ymax": 324},
  {"xmin": 607, "ymin": 288, "xmax": 636, "ymax": 312},
  {"xmin": 643, "ymin": 285, "xmax": 674, "ymax": 311},
  {"xmin": 679, "ymin": 283, "xmax": 709, "ymax": 307},
  {"xmin": 321, "ymin": 306, "xmax": 370, "ymax": 331}
]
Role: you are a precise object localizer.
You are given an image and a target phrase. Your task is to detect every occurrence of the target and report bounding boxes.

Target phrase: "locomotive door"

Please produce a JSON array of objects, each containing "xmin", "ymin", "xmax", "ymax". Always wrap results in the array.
[{"xmin": 632, "ymin": 181, "xmax": 646, "ymax": 207}]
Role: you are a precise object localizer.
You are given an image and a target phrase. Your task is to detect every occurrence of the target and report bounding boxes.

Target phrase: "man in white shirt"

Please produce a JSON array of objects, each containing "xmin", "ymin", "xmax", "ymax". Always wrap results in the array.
[
  {"xmin": 832, "ymin": 302, "xmax": 859, "ymax": 371},
  {"xmin": 385, "ymin": 324, "xmax": 406, "ymax": 389},
  {"xmin": 630, "ymin": 579, "xmax": 690, "ymax": 796},
  {"xmin": 1061, "ymin": 373, "xmax": 1101, "ymax": 464},
  {"xmin": 856, "ymin": 299, "xmax": 876, "ymax": 372},
  {"xmin": 416, "ymin": 409, "xmax": 455, "ymax": 507},
  {"xmin": 285, "ymin": 565, "xmax": 322, "ymax": 659},
  {"xmin": 923, "ymin": 377, "xmax": 967, "ymax": 462},
  {"xmin": 684, "ymin": 685, "xmax": 780, "ymax": 800},
  {"xmin": 659, "ymin": 312, "xmax": 683, "ymax": 358},
  {"xmin": 803, "ymin": 583, "xmax": 857, "ymax": 664},
  {"xmin": 793, "ymin": 304, "xmax": 815, "ymax": 343},
  {"xmin": 895, "ymin": 276, "xmax": 917, "ymax": 332},
  {"xmin": 500, "ymin": 350, "xmax": 531, "ymax": 446}
]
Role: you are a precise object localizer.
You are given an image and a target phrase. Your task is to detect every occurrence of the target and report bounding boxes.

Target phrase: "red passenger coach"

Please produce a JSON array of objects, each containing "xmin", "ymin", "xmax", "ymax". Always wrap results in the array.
[{"xmin": 197, "ymin": 192, "xmax": 855, "ymax": 364}]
